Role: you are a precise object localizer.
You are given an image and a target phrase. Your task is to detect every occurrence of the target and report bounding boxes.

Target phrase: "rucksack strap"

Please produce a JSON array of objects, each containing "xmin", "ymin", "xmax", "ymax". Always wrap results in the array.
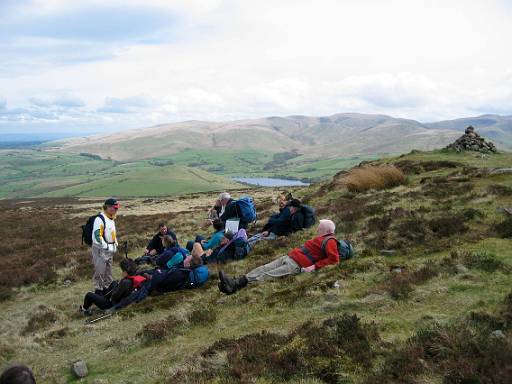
[
  {"xmin": 320, "ymin": 235, "xmax": 338, "ymax": 258},
  {"xmin": 299, "ymin": 246, "xmax": 318, "ymax": 264}
]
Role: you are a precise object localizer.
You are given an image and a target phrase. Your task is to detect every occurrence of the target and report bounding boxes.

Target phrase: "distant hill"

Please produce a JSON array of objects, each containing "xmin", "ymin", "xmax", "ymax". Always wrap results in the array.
[
  {"xmin": 52, "ymin": 113, "xmax": 476, "ymax": 162},
  {"xmin": 425, "ymin": 114, "xmax": 512, "ymax": 147}
]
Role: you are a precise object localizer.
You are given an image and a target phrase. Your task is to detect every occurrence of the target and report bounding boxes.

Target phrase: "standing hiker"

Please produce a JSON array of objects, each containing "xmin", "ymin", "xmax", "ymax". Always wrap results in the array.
[{"xmin": 91, "ymin": 198, "xmax": 119, "ymax": 294}]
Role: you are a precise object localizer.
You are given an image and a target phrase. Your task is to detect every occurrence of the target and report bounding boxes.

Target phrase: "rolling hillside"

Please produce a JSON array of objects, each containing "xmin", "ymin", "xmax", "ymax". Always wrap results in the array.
[
  {"xmin": 52, "ymin": 113, "xmax": 465, "ymax": 162},
  {"xmin": 0, "ymin": 149, "xmax": 511, "ymax": 383},
  {"xmin": 0, "ymin": 150, "xmax": 243, "ymax": 198}
]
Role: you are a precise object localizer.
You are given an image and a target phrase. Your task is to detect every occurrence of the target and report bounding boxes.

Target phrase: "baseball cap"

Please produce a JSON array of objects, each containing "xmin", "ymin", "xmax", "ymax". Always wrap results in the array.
[{"xmin": 104, "ymin": 198, "xmax": 120, "ymax": 209}]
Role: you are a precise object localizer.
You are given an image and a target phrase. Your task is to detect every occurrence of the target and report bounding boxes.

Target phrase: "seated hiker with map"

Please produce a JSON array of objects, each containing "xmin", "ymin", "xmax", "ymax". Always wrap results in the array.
[
  {"xmin": 79, "ymin": 258, "xmax": 146, "ymax": 315},
  {"xmin": 218, "ymin": 219, "xmax": 354, "ymax": 295}
]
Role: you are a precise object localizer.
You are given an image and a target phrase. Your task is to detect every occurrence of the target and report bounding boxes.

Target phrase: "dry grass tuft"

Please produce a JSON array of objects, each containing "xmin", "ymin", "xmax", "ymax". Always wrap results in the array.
[{"xmin": 343, "ymin": 165, "xmax": 405, "ymax": 193}]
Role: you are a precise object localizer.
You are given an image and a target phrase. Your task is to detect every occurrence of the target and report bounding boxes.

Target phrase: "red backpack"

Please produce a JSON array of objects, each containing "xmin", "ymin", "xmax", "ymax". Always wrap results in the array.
[{"xmin": 126, "ymin": 275, "xmax": 146, "ymax": 290}]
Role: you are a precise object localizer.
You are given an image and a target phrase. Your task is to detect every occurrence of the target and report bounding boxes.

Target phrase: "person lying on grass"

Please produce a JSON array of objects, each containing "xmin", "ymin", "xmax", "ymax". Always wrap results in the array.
[
  {"xmin": 218, "ymin": 219, "xmax": 339, "ymax": 295},
  {"xmin": 80, "ymin": 258, "xmax": 146, "ymax": 315},
  {"xmin": 111, "ymin": 253, "xmax": 209, "ymax": 310},
  {"xmin": 247, "ymin": 198, "xmax": 304, "ymax": 248},
  {"xmin": 191, "ymin": 229, "xmax": 250, "ymax": 264}
]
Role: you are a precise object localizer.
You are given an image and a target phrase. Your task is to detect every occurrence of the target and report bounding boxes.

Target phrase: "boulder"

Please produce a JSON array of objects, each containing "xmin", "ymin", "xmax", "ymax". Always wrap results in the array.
[{"xmin": 71, "ymin": 360, "xmax": 88, "ymax": 379}]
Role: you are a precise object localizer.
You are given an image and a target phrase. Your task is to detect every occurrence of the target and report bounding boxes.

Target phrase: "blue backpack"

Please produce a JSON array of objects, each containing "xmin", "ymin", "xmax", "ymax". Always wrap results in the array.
[
  {"xmin": 236, "ymin": 196, "xmax": 257, "ymax": 223},
  {"xmin": 186, "ymin": 265, "xmax": 209, "ymax": 288}
]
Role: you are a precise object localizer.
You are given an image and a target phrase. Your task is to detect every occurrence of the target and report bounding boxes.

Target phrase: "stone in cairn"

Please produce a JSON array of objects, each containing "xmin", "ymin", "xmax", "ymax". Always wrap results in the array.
[{"xmin": 446, "ymin": 126, "xmax": 497, "ymax": 153}]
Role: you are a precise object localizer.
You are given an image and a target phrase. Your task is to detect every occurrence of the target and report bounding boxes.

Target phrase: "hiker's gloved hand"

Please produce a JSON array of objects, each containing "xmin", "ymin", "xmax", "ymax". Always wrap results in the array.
[{"xmin": 301, "ymin": 265, "xmax": 316, "ymax": 273}]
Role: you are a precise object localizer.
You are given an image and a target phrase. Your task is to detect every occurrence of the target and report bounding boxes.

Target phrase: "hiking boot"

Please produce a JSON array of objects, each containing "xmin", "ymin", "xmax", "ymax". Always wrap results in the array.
[
  {"xmin": 236, "ymin": 275, "xmax": 248, "ymax": 289},
  {"xmin": 218, "ymin": 270, "xmax": 237, "ymax": 295},
  {"xmin": 79, "ymin": 305, "xmax": 92, "ymax": 316}
]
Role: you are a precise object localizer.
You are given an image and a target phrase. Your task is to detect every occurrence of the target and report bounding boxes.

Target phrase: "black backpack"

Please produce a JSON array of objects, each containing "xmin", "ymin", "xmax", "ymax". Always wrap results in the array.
[
  {"xmin": 321, "ymin": 236, "xmax": 355, "ymax": 261},
  {"xmin": 82, "ymin": 213, "xmax": 106, "ymax": 247},
  {"xmin": 301, "ymin": 205, "xmax": 316, "ymax": 229}
]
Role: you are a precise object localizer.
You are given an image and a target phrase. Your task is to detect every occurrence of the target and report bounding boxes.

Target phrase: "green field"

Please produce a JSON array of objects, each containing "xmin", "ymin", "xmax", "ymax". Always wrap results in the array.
[
  {"xmin": 0, "ymin": 148, "xmax": 382, "ymax": 198},
  {"xmin": 0, "ymin": 150, "xmax": 242, "ymax": 198}
]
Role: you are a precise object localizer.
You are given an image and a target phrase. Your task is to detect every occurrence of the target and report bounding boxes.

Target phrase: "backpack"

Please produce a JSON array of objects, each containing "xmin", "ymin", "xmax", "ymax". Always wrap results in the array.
[
  {"xmin": 186, "ymin": 265, "xmax": 209, "ymax": 288},
  {"xmin": 301, "ymin": 205, "xmax": 316, "ymax": 229},
  {"xmin": 126, "ymin": 275, "xmax": 147, "ymax": 290},
  {"xmin": 236, "ymin": 196, "xmax": 257, "ymax": 223},
  {"xmin": 82, "ymin": 213, "xmax": 106, "ymax": 247},
  {"xmin": 233, "ymin": 238, "xmax": 251, "ymax": 260},
  {"xmin": 321, "ymin": 236, "xmax": 355, "ymax": 261}
]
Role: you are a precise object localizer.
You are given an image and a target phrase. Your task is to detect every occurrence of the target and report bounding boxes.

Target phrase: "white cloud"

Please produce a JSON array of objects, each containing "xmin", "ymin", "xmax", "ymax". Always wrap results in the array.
[{"xmin": 1, "ymin": 0, "xmax": 512, "ymax": 134}]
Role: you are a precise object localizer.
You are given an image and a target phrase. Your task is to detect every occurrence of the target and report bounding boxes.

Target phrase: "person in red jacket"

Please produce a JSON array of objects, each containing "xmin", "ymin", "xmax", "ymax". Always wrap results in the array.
[{"xmin": 218, "ymin": 219, "xmax": 339, "ymax": 294}]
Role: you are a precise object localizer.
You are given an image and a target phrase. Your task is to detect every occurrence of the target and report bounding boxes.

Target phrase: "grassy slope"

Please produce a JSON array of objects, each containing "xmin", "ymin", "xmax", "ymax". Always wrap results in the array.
[
  {"xmin": 0, "ymin": 148, "xmax": 382, "ymax": 198},
  {"xmin": 0, "ymin": 150, "xmax": 243, "ymax": 198},
  {"xmin": 0, "ymin": 150, "xmax": 511, "ymax": 383}
]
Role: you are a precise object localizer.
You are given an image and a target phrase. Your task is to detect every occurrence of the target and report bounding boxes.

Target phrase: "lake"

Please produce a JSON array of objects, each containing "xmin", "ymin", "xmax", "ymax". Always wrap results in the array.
[{"xmin": 232, "ymin": 177, "xmax": 310, "ymax": 187}]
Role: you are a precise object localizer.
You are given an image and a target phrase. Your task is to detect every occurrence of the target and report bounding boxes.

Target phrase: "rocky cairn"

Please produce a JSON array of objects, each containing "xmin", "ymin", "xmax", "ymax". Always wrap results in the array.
[{"xmin": 446, "ymin": 126, "xmax": 497, "ymax": 153}]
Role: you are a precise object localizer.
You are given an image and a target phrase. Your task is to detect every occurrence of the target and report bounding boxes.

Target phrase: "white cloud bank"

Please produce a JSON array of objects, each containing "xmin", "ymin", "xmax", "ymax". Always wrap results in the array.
[{"xmin": 0, "ymin": 0, "xmax": 511, "ymax": 134}]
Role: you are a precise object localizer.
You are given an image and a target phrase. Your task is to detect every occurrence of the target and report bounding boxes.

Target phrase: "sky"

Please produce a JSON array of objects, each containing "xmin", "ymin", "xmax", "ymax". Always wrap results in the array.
[{"xmin": 0, "ymin": 0, "xmax": 511, "ymax": 137}]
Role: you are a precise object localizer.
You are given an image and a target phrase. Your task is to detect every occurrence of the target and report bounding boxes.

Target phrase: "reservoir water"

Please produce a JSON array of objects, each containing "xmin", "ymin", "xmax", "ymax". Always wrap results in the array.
[{"xmin": 233, "ymin": 177, "xmax": 309, "ymax": 187}]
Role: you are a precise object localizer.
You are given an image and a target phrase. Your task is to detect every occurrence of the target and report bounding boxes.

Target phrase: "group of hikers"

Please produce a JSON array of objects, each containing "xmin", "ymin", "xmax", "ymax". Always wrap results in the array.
[
  {"xmin": 0, "ymin": 191, "xmax": 353, "ymax": 383},
  {"xmin": 78, "ymin": 191, "xmax": 353, "ymax": 315}
]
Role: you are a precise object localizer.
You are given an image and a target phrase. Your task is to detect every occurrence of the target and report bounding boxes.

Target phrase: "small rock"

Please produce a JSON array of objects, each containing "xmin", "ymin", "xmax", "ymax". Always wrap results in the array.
[
  {"xmin": 391, "ymin": 268, "xmax": 402, "ymax": 274},
  {"xmin": 490, "ymin": 330, "xmax": 506, "ymax": 340},
  {"xmin": 71, "ymin": 360, "xmax": 88, "ymax": 379},
  {"xmin": 379, "ymin": 249, "xmax": 396, "ymax": 256},
  {"xmin": 333, "ymin": 280, "xmax": 341, "ymax": 289},
  {"xmin": 456, "ymin": 264, "xmax": 469, "ymax": 274},
  {"xmin": 324, "ymin": 293, "xmax": 338, "ymax": 302},
  {"xmin": 63, "ymin": 280, "xmax": 72, "ymax": 287}
]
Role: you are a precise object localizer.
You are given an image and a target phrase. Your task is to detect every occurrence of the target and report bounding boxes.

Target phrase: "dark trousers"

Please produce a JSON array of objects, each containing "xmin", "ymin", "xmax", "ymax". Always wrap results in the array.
[{"xmin": 83, "ymin": 292, "xmax": 113, "ymax": 310}]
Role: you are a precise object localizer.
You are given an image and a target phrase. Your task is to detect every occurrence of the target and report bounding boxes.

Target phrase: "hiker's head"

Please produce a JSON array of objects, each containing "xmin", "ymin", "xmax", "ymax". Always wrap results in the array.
[
  {"xmin": 220, "ymin": 231, "xmax": 233, "ymax": 245},
  {"xmin": 288, "ymin": 198, "xmax": 302, "ymax": 214},
  {"xmin": 103, "ymin": 198, "xmax": 120, "ymax": 217},
  {"xmin": 157, "ymin": 222, "xmax": 168, "ymax": 235},
  {"xmin": 184, "ymin": 254, "xmax": 203, "ymax": 268},
  {"xmin": 0, "ymin": 365, "xmax": 36, "ymax": 384},
  {"xmin": 212, "ymin": 219, "xmax": 224, "ymax": 232},
  {"xmin": 278, "ymin": 191, "xmax": 293, "ymax": 208},
  {"xmin": 213, "ymin": 199, "xmax": 222, "ymax": 208},
  {"xmin": 162, "ymin": 234, "xmax": 176, "ymax": 248},
  {"xmin": 317, "ymin": 219, "xmax": 335, "ymax": 236},
  {"xmin": 120, "ymin": 258, "xmax": 137, "ymax": 277},
  {"xmin": 218, "ymin": 192, "xmax": 231, "ymax": 206}
]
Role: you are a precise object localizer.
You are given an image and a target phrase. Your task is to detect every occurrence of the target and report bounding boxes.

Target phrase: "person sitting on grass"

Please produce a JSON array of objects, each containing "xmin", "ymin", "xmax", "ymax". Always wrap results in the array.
[
  {"xmin": 144, "ymin": 222, "xmax": 177, "ymax": 256},
  {"xmin": 0, "ymin": 365, "xmax": 36, "ymax": 384},
  {"xmin": 80, "ymin": 258, "xmax": 146, "ymax": 315},
  {"xmin": 247, "ymin": 198, "xmax": 304, "ymax": 247},
  {"xmin": 186, "ymin": 219, "xmax": 225, "ymax": 254},
  {"xmin": 136, "ymin": 233, "xmax": 188, "ymax": 266},
  {"xmin": 218, "ymin": 219, "xmax": 339, "ymax": 295},
  {"xmin": 154, "ymin": 234, "xmax": 189, "ymax": 269},
  {"xmin": 191, "ymin": 229, "xmax": 250, "ymax": 264}
]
